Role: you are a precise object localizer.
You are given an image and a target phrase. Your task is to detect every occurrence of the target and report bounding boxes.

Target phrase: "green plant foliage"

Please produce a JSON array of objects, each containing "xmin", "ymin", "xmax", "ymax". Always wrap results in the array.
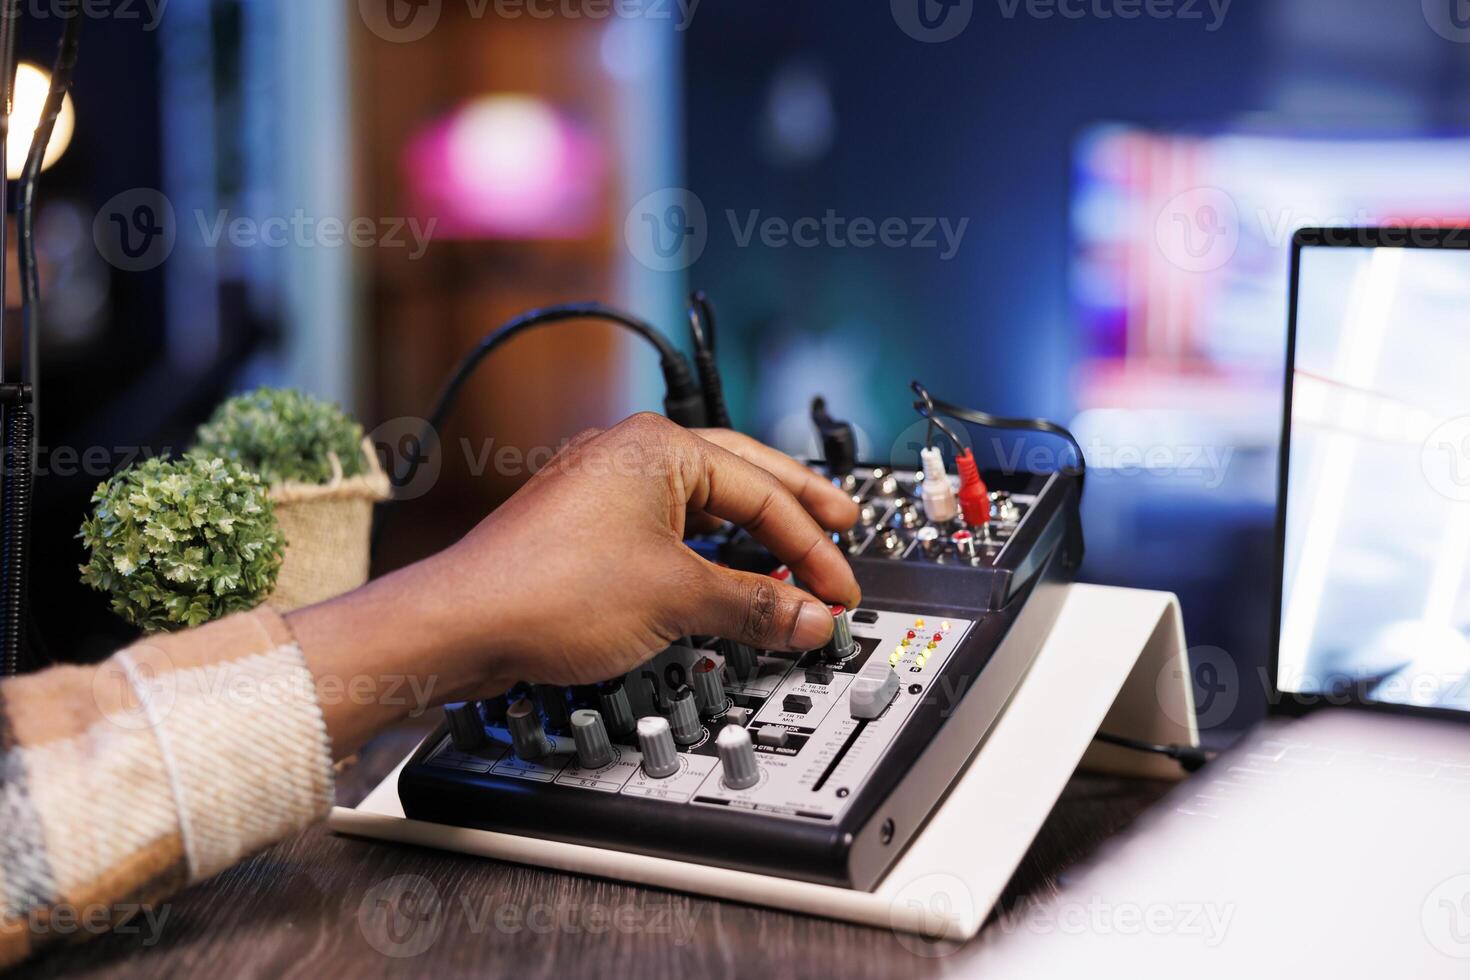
[
  {"xmin": 194, "ymin": 387, "xmax": 365, "ymax": 486},
  {"xmin": 79, "ymin": 455, "xmax": 285, "ymax": 632}
]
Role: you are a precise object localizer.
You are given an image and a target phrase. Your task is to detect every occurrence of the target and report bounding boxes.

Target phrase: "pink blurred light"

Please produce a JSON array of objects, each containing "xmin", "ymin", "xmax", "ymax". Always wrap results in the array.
[{"xmin": 405, "ymin": 95, "xmax": 605, "ymax": 240}]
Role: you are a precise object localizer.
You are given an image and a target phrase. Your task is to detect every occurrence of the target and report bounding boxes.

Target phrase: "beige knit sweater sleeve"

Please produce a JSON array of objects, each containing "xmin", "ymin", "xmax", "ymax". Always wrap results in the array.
[{"xmin": 0, "ymin": 608, "xmax": 336, "ymax": 966}]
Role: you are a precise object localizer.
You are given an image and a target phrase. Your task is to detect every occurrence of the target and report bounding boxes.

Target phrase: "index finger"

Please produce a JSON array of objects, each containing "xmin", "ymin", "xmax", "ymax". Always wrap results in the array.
[
  {"xmin": 694, "ymin": 428, "xmax": 859, "ymax": 532},
  {"xmin": 681, "ymin": 436, "xmax": 860, "ymax": 608}
]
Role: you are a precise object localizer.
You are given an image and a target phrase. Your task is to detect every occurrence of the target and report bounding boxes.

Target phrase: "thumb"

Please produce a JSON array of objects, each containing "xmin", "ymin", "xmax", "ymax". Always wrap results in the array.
[{"xmin": 692, "ymin": 564, "xmax": 839, "ymax": 653}]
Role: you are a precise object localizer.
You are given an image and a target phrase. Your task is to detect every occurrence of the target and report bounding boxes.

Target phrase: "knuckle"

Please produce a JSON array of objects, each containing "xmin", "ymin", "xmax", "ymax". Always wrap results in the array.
[
  {"xmin": 746, "ymin": 487, "xmax": 779, "ymax": 534},
  {"xmin": 762, "ymin": 469, "xmax": 795, "ymax": 506},
  {"xmin": 744, "ymin": 579, "xmax": 780, "ymax": 642},
  {"xmin": 622, "ymin": 413, "xmax": 682, "ymax": 455},
  {"xmin": 610, "ymin": 414, "xmax": 681, "ymax": 479},
  {"xmin": 717, "ymin": 428, "xmax": 760, "ymax": 456},
  {"xmin": 624, "ymin": 411, "xmax": 672, "ymax": 436},
  {"xmin": 570, "ymin": 426, "xmax": 603, "ymax": 445}
]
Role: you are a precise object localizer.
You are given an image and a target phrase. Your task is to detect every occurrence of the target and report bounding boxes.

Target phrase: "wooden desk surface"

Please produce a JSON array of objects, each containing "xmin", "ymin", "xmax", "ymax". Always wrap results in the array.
[{"xmin": 17, "ymin": 719, "xmax": 1174, "ymax": 979}]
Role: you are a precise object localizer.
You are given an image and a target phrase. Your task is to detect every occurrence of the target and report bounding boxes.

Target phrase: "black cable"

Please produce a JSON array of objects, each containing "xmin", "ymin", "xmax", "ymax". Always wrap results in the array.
[
  {"xmin": 693, "ymin": 291, "xmax": 717, "ymax": 353},
  {"xmin": 1094, "ymin": 730, "xmax": 1211, "ymax": 773},
  {"xmin": 17, "ymin": 9, "xmax": 82, "ymax": 429},
  {"xmin": 912, "ymin": 388, "xmax": 1087, "ymax": 492},
  {"xmin": 910, "ymin": 380, "xmax": 965, "ymax": 453},
  {"xmin": 687, "ymin": 292, "xmax": 712, "ymax": 354},
  {"xmin": 371, "ymin": 302, "xmax": 704, "ymax": 553},
  {"xmin": 688, "ymin": 290, "xmax": 731, "ymax": 429},
  {"xmin": 411, "ymin": 303, "xmax": 699, "ymax": 462}
]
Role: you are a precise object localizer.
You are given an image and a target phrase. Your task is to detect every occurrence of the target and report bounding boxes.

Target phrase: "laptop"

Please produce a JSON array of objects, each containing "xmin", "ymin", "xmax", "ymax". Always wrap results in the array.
[{"xmin": 975, "ymin": 227, "xmax": 1470, "ymax": 976}]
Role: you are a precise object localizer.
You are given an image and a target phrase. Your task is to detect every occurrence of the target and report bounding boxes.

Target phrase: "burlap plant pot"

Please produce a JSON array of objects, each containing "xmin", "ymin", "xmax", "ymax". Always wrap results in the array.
[{"xmin": 265, "ymin": 438, "xmax": 390, "ymax": 612}]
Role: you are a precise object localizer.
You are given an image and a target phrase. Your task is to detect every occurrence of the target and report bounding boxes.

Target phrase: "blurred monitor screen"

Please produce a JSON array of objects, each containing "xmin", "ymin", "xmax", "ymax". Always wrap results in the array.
[
  {"xmin": 1071, "ymin": 127, "xmax": 1470, "ymax": 448},
  {"xmin": 1279, "ymin": 240, "xmax": 1470, "ymax": 712}
]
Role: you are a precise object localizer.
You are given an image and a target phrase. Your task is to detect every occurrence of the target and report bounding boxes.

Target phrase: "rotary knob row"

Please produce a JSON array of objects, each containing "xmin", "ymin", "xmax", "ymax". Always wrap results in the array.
[
  {"xmin": 492, "ymin": 695, "xmax": 762, "ymax": 789},
  {"xmin": 637, "ymin": 713, "xmax": 762, "ymax": 790},
  {"xmin": 468, "ymin": 656, "xmax": 745, "ymax": 777}
]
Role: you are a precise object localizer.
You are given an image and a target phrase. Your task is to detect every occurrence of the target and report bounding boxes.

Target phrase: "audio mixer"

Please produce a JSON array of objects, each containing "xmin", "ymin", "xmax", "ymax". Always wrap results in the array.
[{"xmin": 399, "ymin": 442, "xmax": 1084, "ymax": 889}]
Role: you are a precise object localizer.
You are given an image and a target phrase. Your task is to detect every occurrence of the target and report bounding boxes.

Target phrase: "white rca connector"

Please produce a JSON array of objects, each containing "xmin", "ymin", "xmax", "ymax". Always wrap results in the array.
[{"xmin": 920, "ymin": 447, "xmax": 959, "ymax": 524}]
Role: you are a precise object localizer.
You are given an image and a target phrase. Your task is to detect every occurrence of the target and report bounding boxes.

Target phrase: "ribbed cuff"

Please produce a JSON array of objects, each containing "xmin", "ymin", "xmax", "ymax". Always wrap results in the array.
[{"xmin": 119, "ymin": 608, "xmax": 336, "ymax": 880}]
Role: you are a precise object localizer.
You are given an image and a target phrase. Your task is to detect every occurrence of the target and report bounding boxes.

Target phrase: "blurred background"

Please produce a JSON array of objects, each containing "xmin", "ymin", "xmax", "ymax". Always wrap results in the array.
[{"xmin": 21, "ymin": 0, "xmax": 1470, "ymax": 740}]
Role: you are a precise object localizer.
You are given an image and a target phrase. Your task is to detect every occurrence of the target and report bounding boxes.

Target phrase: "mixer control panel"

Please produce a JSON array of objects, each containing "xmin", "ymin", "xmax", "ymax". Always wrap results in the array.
[
  {"xmin": 400, "ymin": 458, "xmax": 1083, "ymax": 889},
  {"xmin": 418, "ymin": 608, "xmax": 973, "ymax": 822}
]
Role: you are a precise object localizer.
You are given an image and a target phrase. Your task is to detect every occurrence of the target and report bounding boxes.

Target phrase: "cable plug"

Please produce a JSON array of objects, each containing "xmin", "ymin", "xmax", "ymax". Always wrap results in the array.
[
  {"xmin": 660, "ymin": 354, "xmax": 709, "ymax": 428},
  {"xmin": 955, "ymin": 449, "xmax": 990, "ymax": 528},
  {"xmin": 811, "ymin": 397, "xmax": 857, "ymax": 478},
  {"xmin": 920, "ymin": 447, "xmax": 959, "ymax": 524}
]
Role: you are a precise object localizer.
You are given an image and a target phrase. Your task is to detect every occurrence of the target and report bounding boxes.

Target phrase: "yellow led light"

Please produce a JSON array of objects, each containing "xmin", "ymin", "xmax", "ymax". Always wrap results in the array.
[
  {"xmin": 916, "ymin": 653, "xmax": 927, "ymax": 667},
  {"xmin": 941, "ymin": 620, "xmax": 951, "ymax": 631},
  {"xmin": 915, "ymin": 618, "xmax": 926, "ymax": 628},
  {"xmin": 889, "ymin": 651, "xmax": 901, "ymax": 665},
  {"xmin": 928, "ymin": 641, "xmax": 937, "ymax": 651}
]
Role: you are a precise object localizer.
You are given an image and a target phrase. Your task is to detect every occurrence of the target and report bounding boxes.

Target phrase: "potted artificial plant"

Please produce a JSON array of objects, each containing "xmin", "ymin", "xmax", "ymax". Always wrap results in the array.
[
  {"xmin": 193, "ymin": 387, "xmax": 390, "ymax": 611},
  {"xmin": 79, "ymin": 455, "xmax": 285, "ymax": 632}
]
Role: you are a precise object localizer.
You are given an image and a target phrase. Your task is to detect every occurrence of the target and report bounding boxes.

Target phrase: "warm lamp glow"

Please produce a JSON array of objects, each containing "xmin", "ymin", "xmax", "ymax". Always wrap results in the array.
[
  {"xmin": 404, "ymin": 94, "xmax": 604, "ymax": 239},
  {"xmin": 7, "ymin": 63, "xmax": 75, "ymax": 180}
]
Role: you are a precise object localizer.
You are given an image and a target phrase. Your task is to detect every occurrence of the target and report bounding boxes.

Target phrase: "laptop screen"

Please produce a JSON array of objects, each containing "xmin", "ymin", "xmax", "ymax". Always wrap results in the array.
[{"xmin": 1279, "ymin": 234, "xmax": 1470, "ymax": 713}]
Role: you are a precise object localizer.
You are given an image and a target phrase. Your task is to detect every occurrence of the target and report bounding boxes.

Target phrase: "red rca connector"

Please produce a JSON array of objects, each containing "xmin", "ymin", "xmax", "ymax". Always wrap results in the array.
[{"xmin": 955, "ymin": 449, "xmax": 991, "ymax": 528}]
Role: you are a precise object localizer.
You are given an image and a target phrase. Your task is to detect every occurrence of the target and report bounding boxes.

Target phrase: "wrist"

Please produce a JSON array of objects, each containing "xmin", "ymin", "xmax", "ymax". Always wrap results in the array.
[{"xmin": 285, "ymin": 553, "xmax": 515, "ymax": 756}]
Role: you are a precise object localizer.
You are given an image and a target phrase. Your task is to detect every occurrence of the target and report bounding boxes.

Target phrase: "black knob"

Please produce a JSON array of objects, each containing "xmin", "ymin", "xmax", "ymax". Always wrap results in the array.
[
  {"xmin": 444, "ymin": 701, "xmax": 485, "ymax": 751},
  {"xmin": 478, "ymin": 694, "xmax": 509, "ymax": 727},
  {"xmin": 506, "ymin": 698, "xmax": 552, "ymax": 761},
  {"xmin": 721, "ymin": 638, "xmax": 759, "ymax": 681},
  {"xmin": 598, "ymin": 680, "xmax": 636, "ymax": 737},
  {"xmin": 536, "ymin": 684, "xmax": 571, "ymax": 730}
]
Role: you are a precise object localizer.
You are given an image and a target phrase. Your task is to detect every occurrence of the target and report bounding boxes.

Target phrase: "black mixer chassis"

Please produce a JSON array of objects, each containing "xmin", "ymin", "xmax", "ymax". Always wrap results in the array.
[{"xmin": 398, "ymin": 464, "xmax": 1084, "ymax": 889}]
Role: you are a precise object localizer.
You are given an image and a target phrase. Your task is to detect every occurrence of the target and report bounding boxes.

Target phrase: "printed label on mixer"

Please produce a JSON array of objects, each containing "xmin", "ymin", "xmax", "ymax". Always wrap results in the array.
[
  {"xmin": 622, "ymin": 753, "xmax": 716, "ymax": 802},
  {"xmin": 491, "ymin": 752, "xmax": 570, "ymax": 783},
  {"xmin": 427, "ymin": 739, "xmax": 505, "ymax": 772},
  {"xmin": 554, "ymin": 748, "xmax": 640, "ymax": 793}
]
